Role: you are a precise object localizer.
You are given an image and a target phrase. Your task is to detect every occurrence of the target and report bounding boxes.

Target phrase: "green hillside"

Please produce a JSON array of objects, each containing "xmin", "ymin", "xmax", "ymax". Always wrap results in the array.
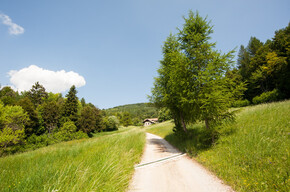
[
  {"xmin": 105, "ymin": 103, "xmax": 159, "ymax": 125},
  {"xmin": 146, "ymin": 100, "xmax": 290, "ymax": 192}
]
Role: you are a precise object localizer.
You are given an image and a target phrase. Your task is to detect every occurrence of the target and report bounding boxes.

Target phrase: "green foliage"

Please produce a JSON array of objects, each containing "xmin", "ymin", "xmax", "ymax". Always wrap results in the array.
[
  {"xmin": 232, "ymin": 99, "xmax": 250, "ymax": 107},
  {"xmin": 54, "ymin": 121, "xmax": 88, "ymax": 141},
  {"xmin": 0, "ymin": 86, "xmax": 18, "ymax": 106},
  {"xmin": 151, "ymin": 10, "xmax": 244, "ymax": 132},
  {"xmin": 27, "ymin": 82, "xmax": 48, "ymax": 106},
  {"xmin": 80, "ymin": 97, "xmax": 86, "ymax": 107},
  {"xmin": 0, "ymin": 83, "xmax": 106, "ymax": 156},
  {"xmin": 105, "ymin": 103, "xmax": 158, "ymax": 125},
  {"xmin": 252, "ymin": 89, "xmax": 279, "ymax": 104},
  {"xmin": 77, "ymin": 105, "xmax": 103, "ymax": 134},
  {"xmin": 63, "ymin": 85, "xmax": 79, "ymax": 122},
  {"xmin": 147, "ymin": 100, "xmax": 290, "ymax": 192},
  {"xmin": 0, "ymin": 103, "xmax": 28, "ymax": 131},
  {"xmin": 103, "ymin": 116, "xmax": 120, "ymax": 131},
  {"xmin": 121, "ymin": 112, "xmax": 132, "ymax": 127},
  {"xmin": 26, "ymin": 134, "xmax": 56, "ymax": 148},
  {"xmin": 17, "ymin": 97, "xmax": 40, "ymax": 136},
  {"xmin": 40, "ymin": 101, "xmax": 60, "ymax": 134},
  {"xmin": 60, "ymin": 121, "xmax": 77, "ymax": 133},
  {"xmin": 158, "ymin": 108, "xmax": 172, "ymax": 122},
  {"xmin": 0, "ymin": 127, "xmax": 25, "ymax": 149},
  {"xmin": 0, "ymin": 102, "xmax": 27, "ymax": 149},
  {"xmin": 236, "ymin": 23, "xmax": 289, "ymax": 102},
  {"xmin": 45, "ymin": 92, "xmax": 64, "ymax": 105}
]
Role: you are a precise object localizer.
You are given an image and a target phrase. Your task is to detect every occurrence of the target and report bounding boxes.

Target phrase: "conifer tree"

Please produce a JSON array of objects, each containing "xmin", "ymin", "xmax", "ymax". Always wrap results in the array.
[
  {"xmin": 63, "ymin": 85, "xmax": 79, "ymax": 122},
  {"xmin": 28, "ymin": 82, "xmax": 48, "ymax": 107},
  {"xmin": 151, "ymin": 11, "xmax": 244, "ymax": 134}
]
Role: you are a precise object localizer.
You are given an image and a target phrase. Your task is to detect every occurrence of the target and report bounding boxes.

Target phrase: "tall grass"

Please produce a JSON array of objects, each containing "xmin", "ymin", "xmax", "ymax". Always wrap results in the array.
[
  {"xmin": 0, "ymin": 128, "xmax": 145, "ymax": 192},
  {"xmin": 146, "ymin": 100, "xmax": 290, "ymax": 192}
]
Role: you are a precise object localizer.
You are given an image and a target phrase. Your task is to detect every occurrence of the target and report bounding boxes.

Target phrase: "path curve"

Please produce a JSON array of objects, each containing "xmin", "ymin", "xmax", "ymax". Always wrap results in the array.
[{"xmin": 128, "ymin": 133, "xmax": 234, "ymax": 192}]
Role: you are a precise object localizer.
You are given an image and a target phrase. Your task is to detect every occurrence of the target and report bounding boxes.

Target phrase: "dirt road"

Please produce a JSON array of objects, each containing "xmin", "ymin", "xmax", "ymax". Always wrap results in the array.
[{"xmin": 128, "ymin": 133, "xmax": 234, "ymax": 192}]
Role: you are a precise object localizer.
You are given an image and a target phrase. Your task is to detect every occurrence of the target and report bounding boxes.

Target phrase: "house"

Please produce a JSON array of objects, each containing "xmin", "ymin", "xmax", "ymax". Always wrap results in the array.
[{"xmin": 143, "ymin": 118, "xmax": 158, "ymax": 126}]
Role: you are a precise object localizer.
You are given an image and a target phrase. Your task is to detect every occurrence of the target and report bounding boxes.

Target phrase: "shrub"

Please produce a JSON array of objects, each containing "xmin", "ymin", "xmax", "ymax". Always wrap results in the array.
[
  {"xmin": 232, "ymin": 99, "xmax": 250, "ymax": 107},
  {"xmin": 54, "ymin": 121, "xmax": 88, "ymax": 141},
  {"xmin": 252, "ymin": 89, "xmax": 279, "ymax": 104},
  {"xmin": 104, "ymin": 116, "xmax": 119, "ymax": 131},
  {"xmin": 0, "ymin": 127, "xmax": 25, "ymax": 148},
  {"xmin": 26, "ymin": 134, "xmax": 56, "ymax": 148}
]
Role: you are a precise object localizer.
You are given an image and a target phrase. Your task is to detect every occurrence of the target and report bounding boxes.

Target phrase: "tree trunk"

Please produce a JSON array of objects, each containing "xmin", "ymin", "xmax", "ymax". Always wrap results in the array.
[
  {"xmin": 180, "ymin": 112, "xmax": 188, "ymax": 133},
  {"xmin": 205, "ymin": 118, "xmax": 210, "ymax": 130}
]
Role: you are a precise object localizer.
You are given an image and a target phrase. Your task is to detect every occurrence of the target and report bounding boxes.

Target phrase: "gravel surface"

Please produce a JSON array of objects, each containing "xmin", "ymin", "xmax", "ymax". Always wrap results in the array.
[{"xmin": 128, "ymin": 133, "xmax": 234, "ymax": 192}]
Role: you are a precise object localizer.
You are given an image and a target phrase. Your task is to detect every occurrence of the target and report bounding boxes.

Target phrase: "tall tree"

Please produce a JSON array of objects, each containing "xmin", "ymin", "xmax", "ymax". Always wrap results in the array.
[
  {"xmin": 151, "ymin": 11, "xmax": 244, "ymax": 133},
  {"xmin": 270, "ymin": 23, "xmax": 290, "ymax": 98},
  {"xmin": 77, "ymin": 105, "xmax": 103, "ymax": 134},
  {"xmin": 80, "ymin": 98, "xmax": 86, "ymax": 107},
  {"xmin": 247, "ymin": 37, "xmax": 264, "ymax": 57},
  {"xmin": 237, "ymin": 45, "xmax": 251, "ymax": 80},
  {"xmin": 63, "ymin": 85, "xmax": 79, "ymax": 122},
  {"xmin": 28, "ymin": 82, "xmax": 48, "ymax": 107},
  {"xmin": 0, "ymin": 86, "xmax": 18, "ymax": 106},
  {"xmin": 41, "ymin": 101, "xmax": 60, "ymax": 134},
  {"xmin": 0, "ymin": 102, "xmax": 27, "ymax": 148},
  {"xmin": 17, "ymin": 97, "xmax": 40, "ymax": 136}
]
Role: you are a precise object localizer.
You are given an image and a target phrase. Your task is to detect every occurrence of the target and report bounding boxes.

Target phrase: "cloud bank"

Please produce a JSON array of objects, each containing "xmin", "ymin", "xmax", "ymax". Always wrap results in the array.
[
  {"xmin": 0, "ymin": 13, "xmax": 24, "ymax": 35},
  {"xmin": 8, "ymin": 65, "xmax": 86, "ymax": 93}
]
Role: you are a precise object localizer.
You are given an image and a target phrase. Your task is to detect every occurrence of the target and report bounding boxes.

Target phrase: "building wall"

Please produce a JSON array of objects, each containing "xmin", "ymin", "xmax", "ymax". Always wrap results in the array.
[{"xmin": 144, "ymin": 121, "xmax": 152, "ymax": 126}]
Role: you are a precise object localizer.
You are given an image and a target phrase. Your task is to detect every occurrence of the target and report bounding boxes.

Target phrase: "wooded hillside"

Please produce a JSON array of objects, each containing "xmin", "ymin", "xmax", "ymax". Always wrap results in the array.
[{"xmin": 105, "ymin": 103, "xmax": 159, "ymax": 126}]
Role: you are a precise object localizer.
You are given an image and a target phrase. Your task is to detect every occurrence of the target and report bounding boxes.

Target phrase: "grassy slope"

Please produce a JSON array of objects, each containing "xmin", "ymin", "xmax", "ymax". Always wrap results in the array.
[
  {"xmin": 146, "ymin": 100, "xmax": 290, "ymax": 192},
  {"xmin": 0, "ymin": 127, "xmax": 145, "ymax": 192}
]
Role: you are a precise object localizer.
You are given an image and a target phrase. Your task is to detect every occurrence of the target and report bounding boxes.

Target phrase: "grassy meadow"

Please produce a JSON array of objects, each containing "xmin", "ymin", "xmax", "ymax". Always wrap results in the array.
[
  {"xmin": 146, "ymin": 100, "xmax": 290, "ymax": 192},
  {"xmin": 0, "ymin": 127, "xmax": 145, "ymax": 192}
]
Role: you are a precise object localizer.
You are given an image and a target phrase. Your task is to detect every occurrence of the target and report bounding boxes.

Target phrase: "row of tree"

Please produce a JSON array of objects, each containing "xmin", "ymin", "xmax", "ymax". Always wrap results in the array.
[
  {"xmin": 228, "ymin": 22, "xmax": 289, "ymax": 104},
  {"xmin": 150, "ymin": 11, "xmax": 289, "ymax": 138},
  {"xmin": 0, "ymin": 82, "xmax": 119, "ymax": 155}
]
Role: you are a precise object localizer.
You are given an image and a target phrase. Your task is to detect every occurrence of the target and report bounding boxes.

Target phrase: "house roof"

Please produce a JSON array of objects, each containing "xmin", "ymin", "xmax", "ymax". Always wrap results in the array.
[{"xmin": 143, "ymin": 118, "xmax": 158, "ymax": 123}]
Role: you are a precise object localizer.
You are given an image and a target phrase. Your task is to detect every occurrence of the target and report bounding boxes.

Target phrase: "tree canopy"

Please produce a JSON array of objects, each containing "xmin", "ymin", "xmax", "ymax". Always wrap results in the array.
[
  {"xmin": 235, "ymin": 22, "xmax": 289, "ymax": 102},
  {"xmin": 150, "ymin": 11, "xmax": 244, "ymax": 133},
  {"xmin": 0, "ymin": 82, "xmax": 108, "ymax": 156}
]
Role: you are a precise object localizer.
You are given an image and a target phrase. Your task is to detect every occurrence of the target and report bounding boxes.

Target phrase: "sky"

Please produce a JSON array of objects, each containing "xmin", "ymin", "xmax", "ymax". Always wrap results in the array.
[{"xmin": 0, "ymin": 0, "xmax": 289, "ymax": 109}]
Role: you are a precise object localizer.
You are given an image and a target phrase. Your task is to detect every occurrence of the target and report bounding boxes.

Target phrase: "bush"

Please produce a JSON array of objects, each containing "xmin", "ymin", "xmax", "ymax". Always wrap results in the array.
[
  {"xmin": 54, "ymin": 121, "xmax": 88, "ymax": 141},
  {"xmin": 232, "ymin": 99, "xmax": 250, "ymax": 107},
  {"xmin": 26, "ymin": 134, "xmax": 57, "ymax": 148},
  {"xmin": 252, "ymin": 89, "xmax": 279, "ymax": 104},
  {"xmin": 104, "ymin": 116, "xmax": 120, "ymax": 131}
]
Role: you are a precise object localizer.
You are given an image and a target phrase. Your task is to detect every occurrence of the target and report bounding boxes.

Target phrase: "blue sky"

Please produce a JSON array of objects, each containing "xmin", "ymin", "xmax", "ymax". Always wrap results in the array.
[{"xmin": 0, "ymin": 0, "xmax": 289, "ymax": 109}]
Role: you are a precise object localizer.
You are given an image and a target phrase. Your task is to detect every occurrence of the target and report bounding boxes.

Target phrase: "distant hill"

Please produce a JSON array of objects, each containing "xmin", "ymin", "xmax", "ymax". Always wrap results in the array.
[{"xmin": 105, "ymin": 103, "xmax": 159, "ymax": 123}]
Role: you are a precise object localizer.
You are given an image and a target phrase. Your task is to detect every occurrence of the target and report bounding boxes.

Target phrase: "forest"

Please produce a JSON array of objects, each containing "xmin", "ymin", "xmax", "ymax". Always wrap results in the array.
[
  {"xmin": 0, "ymin": 83, "xmax": 119, "ymax": 156},
  {"xmin": 228, "ymin": 22, "xmax": 289, "ymax": 106}
]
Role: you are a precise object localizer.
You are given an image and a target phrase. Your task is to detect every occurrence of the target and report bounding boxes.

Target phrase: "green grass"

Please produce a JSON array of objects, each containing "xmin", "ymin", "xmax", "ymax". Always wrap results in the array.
[
  {"xmin": 146, "ymin": 100, "xmax": 290, "ymax": 192},
  {"xmin": 0, "ymin": 127, "xmax": 145, "ymax": 192}
]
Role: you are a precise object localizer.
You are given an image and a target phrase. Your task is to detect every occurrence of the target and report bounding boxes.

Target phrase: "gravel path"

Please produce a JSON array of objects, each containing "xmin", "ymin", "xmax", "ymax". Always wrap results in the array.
[{"xmin": 128, "ymin": 133, "xmax": 234, "ymax": 192}]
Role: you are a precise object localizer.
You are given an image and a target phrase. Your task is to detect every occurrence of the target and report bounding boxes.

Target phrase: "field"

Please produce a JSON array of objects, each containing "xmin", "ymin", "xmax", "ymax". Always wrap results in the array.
[
  {"xmin": 0, "ymin": 127, "xmax": 145, "ymax": 192},
  {"xmin": 146, "ymin": 100, "xmax": 290, "ymax": 192}
]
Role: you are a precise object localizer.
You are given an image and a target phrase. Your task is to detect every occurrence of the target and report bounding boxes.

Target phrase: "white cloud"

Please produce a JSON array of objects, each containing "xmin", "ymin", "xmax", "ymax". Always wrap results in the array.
[
  {"xmin": 0, "ymin": 13, "xmax": 24, "ymax": 35},
  {"xmin": 8, "ymin": 65, "xmax": 86, "ymax": 93}
]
